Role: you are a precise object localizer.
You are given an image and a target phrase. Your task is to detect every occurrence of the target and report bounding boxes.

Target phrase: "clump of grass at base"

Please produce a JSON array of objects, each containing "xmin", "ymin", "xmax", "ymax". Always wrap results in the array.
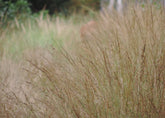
[{"xmin": 22, "ymin": 6, "xmax": 165, "ymax": 118}]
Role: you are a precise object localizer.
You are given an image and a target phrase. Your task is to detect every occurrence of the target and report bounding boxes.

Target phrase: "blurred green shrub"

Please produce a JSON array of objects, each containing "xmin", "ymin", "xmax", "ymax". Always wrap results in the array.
[{"xmin": 0, "ymin": 0, "xmax": 31, "ymax": 22}]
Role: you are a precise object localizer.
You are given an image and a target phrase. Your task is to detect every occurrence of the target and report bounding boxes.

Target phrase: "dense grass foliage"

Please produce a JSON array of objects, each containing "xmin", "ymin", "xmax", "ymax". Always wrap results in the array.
[{"xmin": 0, "ymin": 6, "xmax": 165, "ymax": 118}]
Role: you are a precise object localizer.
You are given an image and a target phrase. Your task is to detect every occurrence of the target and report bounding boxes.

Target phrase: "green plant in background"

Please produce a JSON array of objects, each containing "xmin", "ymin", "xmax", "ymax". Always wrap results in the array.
[{"xmin": 0, "ymin": 0, "xmax": 31, "ymax": 24}]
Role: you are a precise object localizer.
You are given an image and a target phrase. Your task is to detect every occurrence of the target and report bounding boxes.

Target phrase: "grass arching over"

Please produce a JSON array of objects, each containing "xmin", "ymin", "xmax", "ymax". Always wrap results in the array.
[{"xmin": 0, "ymin": 6, "xmax": 165, "ymax": 118}]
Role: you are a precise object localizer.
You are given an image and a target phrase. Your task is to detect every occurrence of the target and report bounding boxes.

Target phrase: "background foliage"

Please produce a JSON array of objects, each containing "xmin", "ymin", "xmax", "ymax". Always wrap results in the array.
[
  {"xmin": 0, "ymin": 0, "xmax": 100, "ymax": 16},
  {"xmin": 0, "ymin": 0, "xmax": 31, "ymax": 18},
  {"xmin": 0, "ymin": 0, "xmax": 164, "ymax": 25},
  {"xmin": 0, "ymin": 0, "xmax": 164, "ymax": 18}
]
